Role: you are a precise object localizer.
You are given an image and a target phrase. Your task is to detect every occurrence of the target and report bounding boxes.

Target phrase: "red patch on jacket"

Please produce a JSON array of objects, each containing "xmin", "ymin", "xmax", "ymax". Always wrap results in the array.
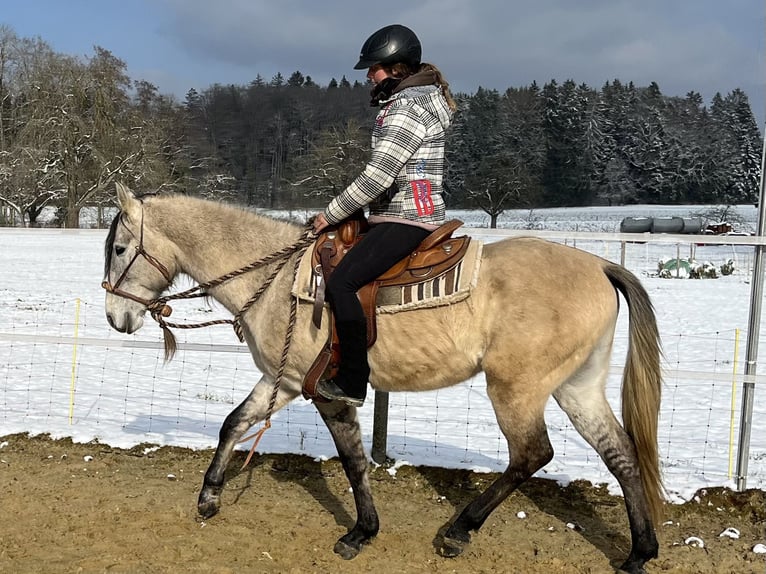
[{"xmin": 411, "ymin": 180, "xmax": 434, "ymax": 216}]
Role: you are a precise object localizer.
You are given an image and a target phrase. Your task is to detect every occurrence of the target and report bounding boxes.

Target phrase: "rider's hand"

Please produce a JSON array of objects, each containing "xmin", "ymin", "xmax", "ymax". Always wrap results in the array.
[{"xmin": 313, "ymin": 213, "xmax": 329, "ymax": 235}]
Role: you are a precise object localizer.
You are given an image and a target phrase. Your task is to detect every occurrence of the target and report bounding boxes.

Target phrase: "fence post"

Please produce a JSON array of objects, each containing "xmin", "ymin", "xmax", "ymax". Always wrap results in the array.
[
  {"xmin": 371, "ymin": 390, "xmax": 389, "ymax": 464},
  {"xmin": 68, "ymin": 298, "xmax": 81, "ymax": 425},
  {"xmin": 735, "ymin": 124, "xmax": 766, "ymax": 491}
]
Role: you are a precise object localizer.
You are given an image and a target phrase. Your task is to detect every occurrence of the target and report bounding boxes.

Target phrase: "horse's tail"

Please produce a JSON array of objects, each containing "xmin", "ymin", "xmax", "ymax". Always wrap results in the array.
[{"xmin": 604, "ymin": 262, "xmax": 664, "ymax": 524}]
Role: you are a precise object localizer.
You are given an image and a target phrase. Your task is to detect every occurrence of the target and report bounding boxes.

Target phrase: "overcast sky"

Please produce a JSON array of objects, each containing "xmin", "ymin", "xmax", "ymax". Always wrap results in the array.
[{"xmin": 3, "ymin": 0, "xmax": 764, "ymax": 126}]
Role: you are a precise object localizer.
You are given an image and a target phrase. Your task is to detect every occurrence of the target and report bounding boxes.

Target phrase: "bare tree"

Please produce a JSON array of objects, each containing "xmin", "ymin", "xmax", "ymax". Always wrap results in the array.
[
  {"xmin": 0, "ymin": 32, "xmax": 64, "ymax": 226},
  {"xmin": 465, "ymin": 155, "xmax": 538, "ymax": 228},
  {"xmin": 289, "ymin": 118, "xmax": 370, "ymax": 203},
  {"xmin": 0, "ymin": 33, "xmax": 183, "ymax": 227}
]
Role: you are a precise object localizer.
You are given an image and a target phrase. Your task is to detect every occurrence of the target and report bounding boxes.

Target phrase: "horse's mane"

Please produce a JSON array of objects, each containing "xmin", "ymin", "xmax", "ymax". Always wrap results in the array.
[
  {"xmin": 149, "ymin": 193, "xmax": 304, "ymax": 236},
  {"xmin": 104, "ymin": 211, "xmax": 122, "ymax": 277},
  {"xmin": 104, "ymin": 193, "xmax": 306, "ymax": 277}
]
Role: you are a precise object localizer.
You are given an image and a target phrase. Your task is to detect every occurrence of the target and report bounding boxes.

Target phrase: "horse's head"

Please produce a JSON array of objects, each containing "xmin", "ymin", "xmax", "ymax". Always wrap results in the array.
[{"xmin": 103, "ymin": 183, "xmax": 177, "ymax": 334}]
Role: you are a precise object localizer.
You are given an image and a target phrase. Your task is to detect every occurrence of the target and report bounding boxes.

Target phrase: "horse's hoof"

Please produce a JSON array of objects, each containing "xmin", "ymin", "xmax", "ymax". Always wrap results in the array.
[
  {"xmin": 333, "ymin": 539, "xmax": 361, "ymax": 560},
  {"xmin": 618, "ymin": 559, "xmax": 647, "ymax": 574},
  {"xmin": 438, "ymin": 526, "xmax": 470, "ymax": 558},
  {"xmin": 197, "ymin": 489, "xmax": 221, "ymax": 519},
  {"xmin": 439, "ymin": 535, "xmax": 468, "ymax": 558},
  {"xmin": 197, "ymin": 499, "xmax": 220, "ymax": 519}
]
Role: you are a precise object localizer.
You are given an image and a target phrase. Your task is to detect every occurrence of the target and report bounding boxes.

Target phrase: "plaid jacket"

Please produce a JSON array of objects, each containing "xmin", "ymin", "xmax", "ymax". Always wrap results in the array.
[{"xmin": 324, "ymin": 84, "xmax": 453, "ymax": 227}]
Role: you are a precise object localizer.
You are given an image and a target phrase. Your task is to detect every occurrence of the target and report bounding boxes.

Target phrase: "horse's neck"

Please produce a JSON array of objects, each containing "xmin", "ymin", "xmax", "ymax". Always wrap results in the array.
[{"xmin": 157, "ymin": 201, "xmax": 301, "ymax": 313}]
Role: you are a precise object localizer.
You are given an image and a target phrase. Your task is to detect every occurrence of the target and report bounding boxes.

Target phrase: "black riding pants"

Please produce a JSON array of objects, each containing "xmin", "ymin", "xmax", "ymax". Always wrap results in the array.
[{"xmin": 325, "ymin": 222, "xmax": 431, "ymax": 322}]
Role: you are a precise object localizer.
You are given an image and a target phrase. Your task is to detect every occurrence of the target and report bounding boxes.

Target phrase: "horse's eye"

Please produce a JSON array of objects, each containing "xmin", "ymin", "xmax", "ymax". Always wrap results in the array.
[{"xmin": 114, "ymin": 245, "xmax": 126, "ymax": 256}]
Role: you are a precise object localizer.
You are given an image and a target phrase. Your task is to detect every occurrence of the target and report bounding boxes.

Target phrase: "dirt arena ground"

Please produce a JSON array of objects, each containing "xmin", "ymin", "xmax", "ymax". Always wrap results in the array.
[{"xmin": 0, "ymin": 433, "xmax": 763, "ymax": 573}]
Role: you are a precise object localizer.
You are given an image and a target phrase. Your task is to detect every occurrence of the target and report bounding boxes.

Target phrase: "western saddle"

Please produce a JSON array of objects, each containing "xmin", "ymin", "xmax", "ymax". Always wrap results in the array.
[{"xmin": 302, "ymin": 212, "xmax": 470, "ymax": 399}]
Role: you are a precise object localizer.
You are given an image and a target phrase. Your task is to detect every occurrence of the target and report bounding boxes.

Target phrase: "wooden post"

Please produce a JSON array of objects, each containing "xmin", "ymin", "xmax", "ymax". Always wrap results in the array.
[{"xmin": 371, "ymin": 390, "xmax": 389, "ymax": 464}]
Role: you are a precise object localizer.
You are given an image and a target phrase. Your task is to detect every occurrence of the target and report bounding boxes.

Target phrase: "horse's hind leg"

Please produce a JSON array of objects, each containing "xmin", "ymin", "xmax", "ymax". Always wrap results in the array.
[
  {"xmin": 198, "ymin": 376, "xmax": 300, "ymax": 519},
  {"xmin": 314, "ymin": 399, "xmax": 379, "ymax": 559},
  {"xmin": 553, "ymin": 361, "xmax": 658, "ymax": 574},
  {"xmin": 441, "ymin": 384, "xmax": 553, "ymax": 557}
]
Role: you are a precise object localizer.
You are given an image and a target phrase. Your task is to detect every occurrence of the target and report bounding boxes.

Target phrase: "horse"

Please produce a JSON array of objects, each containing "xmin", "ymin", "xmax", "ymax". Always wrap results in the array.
[{"xmin": 103, "ymin": 183, "xmax": 664, "ymax": 574}]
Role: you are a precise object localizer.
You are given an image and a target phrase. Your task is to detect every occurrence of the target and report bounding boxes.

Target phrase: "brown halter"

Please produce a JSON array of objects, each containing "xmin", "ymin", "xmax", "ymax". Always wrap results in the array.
[
  {"xmin": 101, "ymin": 209, "xmax": 174, "ymax": 318},
  {"xmin": 102, "ymin": 204, "xmax": 315, "ymax": 347}
]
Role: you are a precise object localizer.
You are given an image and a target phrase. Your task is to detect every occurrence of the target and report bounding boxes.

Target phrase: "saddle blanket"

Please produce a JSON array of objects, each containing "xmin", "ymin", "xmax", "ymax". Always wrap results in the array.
[{"xmin": 291, "ymin": 239, "xmax": 483, "ymax": 314}]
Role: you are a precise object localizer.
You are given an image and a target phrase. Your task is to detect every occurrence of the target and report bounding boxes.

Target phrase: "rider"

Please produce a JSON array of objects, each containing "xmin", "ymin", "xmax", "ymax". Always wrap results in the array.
[{"xmin": 312, "ymin": 24, "xmax": 457, "ymax": 407}]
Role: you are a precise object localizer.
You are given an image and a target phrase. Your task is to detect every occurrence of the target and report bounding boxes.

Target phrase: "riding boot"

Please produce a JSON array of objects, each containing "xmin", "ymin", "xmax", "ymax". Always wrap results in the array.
[{"xmin": 317, "ymin": 319, "xmax": 370, "ymax": 407}]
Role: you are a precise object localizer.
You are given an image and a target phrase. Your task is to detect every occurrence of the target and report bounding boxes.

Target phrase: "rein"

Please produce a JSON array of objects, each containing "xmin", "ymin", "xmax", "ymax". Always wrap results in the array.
[
  {"xmin": 155, "ymin": 230, "xmax": 313, "ymax": 348},
  {"xmin": 103, "ymin": 212, "xmax": 315, "ymax": 350},
  {"xmin": 103, "ymin": 209, "xmax": 317, "ymax": 467}
]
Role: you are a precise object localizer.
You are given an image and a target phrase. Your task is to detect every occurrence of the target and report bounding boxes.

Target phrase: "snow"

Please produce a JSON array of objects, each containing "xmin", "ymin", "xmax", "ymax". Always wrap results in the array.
[
  {"xmin": 718, "ymin": 527, "xmax": 740, "ymax": 539},
  {"xmin": 1, "ymin": 204, "xmax": 765, "ymax": 513},
  {"xmin": 683, "ymin": 536, "xmax": 705, "ymax": 548}
]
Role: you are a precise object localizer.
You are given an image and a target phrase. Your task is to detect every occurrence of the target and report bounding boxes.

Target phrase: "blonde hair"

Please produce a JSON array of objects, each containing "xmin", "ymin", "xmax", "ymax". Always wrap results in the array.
[
  {"xmin": 419, "ymin": 62, "xmax": 458, "ymax": 113},
  {"xmin": 386, "ymin": 61, "xmax": 458, "ymax": 113}
]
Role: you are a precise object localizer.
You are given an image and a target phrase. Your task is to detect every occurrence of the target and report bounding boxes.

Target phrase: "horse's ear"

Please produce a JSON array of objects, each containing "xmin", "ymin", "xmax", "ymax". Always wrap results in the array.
[{"xmin": 115, "ymin": 182, "xmax": 141, "ymax": 221}]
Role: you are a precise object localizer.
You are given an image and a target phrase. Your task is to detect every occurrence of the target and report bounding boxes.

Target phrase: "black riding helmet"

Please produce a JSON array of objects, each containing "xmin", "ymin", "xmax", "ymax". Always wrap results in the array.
[{"xmin": 353, "ymin": 24, "xmax": 422, "ymax": 70}]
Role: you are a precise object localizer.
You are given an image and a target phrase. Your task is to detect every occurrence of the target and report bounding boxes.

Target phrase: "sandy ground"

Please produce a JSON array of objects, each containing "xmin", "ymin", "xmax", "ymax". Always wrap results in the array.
[{"xmin": 0, "ymin": 433, "xmax": 763, "ymax": 574}]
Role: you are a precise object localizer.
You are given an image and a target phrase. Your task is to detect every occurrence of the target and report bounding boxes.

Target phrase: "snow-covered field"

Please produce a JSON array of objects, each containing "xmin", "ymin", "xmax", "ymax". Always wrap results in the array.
[{"xmin": 1, "ymin": 204, "xmax": 764, "ymax": 506}]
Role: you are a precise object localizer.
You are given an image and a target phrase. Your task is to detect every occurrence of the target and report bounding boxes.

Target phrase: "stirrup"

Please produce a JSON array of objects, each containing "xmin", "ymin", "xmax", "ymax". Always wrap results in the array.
[{"xmin": 315, "ymin": 379, "xmax": 365, "ymax": 407}]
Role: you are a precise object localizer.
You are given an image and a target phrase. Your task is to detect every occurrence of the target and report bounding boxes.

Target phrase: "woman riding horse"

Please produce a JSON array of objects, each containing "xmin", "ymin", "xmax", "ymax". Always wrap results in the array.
[{"xmin": 312, "ymin": 24, "xmax": 458, "ymax": 407}]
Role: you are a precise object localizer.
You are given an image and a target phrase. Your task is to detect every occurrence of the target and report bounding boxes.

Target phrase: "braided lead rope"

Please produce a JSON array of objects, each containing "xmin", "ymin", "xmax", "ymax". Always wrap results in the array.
[
  {"xmin": 151, "ymin": 253, "xmax": 292, "ymax": 342},
  {"xmin": 231, "ymin": 254, "xmax": 293, "ymax": 342},
  {"xmin": 132, "ymin": 226, "xmax": 315, "ymax": 468},
  {"xmin": 158, "ymin": 230, "xmax": 315, "ymax": 305},
  {"xmin": 151, "ymin": 310, "xmax": 238, "ymax": 331},
  {"xmin": 238, "ymin": 238, "xmax": 313, "ymax": 469},
  {"xmin": 148, "ymin": 229, "xmax": 315, "ymax": 337}
]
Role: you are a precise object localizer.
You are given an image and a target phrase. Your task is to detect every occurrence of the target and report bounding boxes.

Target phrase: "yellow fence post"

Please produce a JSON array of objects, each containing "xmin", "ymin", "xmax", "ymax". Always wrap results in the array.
[
  {"xmin": 728, "ymin": 328, "xmax": 740, "ymax": 479},
  {"xmin": 69, "ymin": 298, "xmax": 81, "ymax": 425}
]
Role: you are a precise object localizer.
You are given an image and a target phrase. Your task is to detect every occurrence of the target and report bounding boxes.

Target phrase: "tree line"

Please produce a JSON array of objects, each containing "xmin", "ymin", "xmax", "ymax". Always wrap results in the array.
[{"xmin": 0, "ymin": 26, "xmax": 761, "ymax": 228}]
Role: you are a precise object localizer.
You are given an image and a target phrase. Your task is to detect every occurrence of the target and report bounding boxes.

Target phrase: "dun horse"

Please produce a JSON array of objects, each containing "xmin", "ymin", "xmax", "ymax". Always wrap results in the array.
[{"xmin": 103, "ymin": 184, "xmax": 664, "ymax": 573}]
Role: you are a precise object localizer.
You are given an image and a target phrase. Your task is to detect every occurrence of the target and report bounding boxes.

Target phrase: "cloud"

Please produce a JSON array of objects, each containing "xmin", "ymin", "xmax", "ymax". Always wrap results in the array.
[{"xmin": 151, "ymin": 0, "xmax": 763, "ymax": 118}]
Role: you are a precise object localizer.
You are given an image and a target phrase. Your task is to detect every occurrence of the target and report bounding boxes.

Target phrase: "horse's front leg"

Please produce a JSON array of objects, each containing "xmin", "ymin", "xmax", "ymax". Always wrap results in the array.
[
  {"xmin": 315, "ymin": 400, "xmax": 379, "ymax": 559},
  {"xmin": 198, "ymin": 376, "xmax": 299, "ymax": 519}
]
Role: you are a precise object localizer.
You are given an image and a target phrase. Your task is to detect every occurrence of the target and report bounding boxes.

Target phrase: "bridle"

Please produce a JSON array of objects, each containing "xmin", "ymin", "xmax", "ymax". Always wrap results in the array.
[
  {"xmin": 102, "ymin": 204, "xmax": 315, "ymax": 345},
  {"xmin": 102, "ymin": 209, "xmax": 174, "ymax": 317}
]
